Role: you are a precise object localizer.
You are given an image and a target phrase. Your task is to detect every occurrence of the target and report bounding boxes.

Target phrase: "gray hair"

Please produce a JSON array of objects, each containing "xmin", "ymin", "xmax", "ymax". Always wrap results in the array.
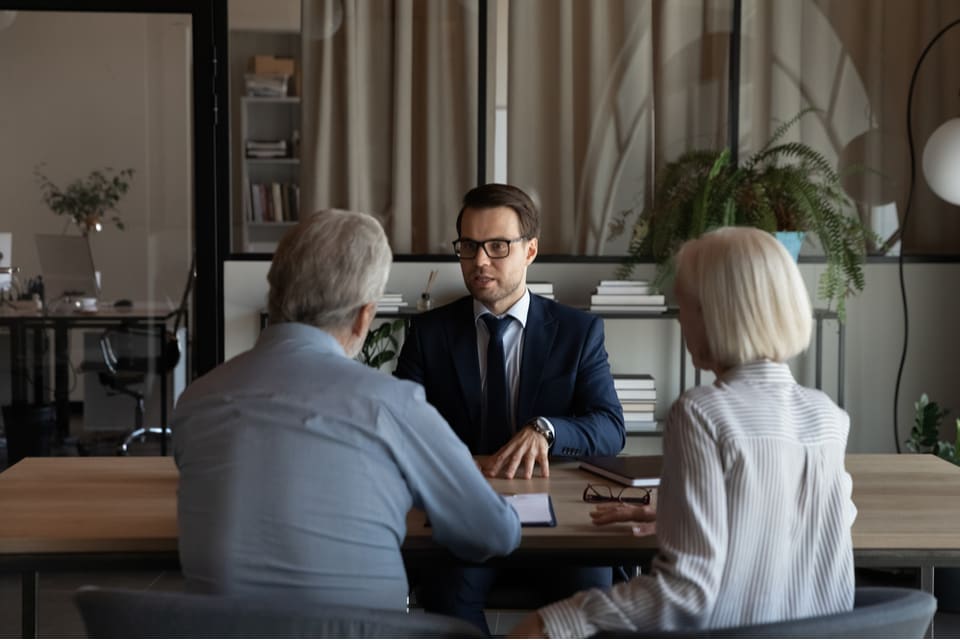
[
  {"xmin": 267, "ymin": 209, "xmax": 392, "ymax": 331},
  {"xmin": 675, "ymin": 226, "xmax": 812, "ymax": 368}
]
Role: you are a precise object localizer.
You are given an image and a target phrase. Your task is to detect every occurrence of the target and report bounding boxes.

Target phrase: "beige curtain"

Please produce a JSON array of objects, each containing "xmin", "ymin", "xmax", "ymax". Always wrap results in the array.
[
  {"xmin": 302, "ymin": 0, "xmax": 960, "ymax": 256},
  {"xmin": 301, "ymin": 0, "xmax": 477, "ymax": 253},
  {"xmin": 738, "ymin": 0, "xmax": 960, "ymax": 254},
  {"xmin": 508, "ymin": 0, "xmax": 960, "ymax": 255},
  {"xmin": 506, "ymin": 0, "xmax": 732, "ymax": 255}
]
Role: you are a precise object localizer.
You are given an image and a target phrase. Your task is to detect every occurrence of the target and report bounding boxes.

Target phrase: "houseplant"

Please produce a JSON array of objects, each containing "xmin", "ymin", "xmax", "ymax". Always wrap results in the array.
[
  {"xmin": 905, "ymin": 393, "xmax": 960, "ymax": 464},
  {"xmin": 357, "ymin": 318, "xmax": 407, "ymax": 370},
  {"xmin": 34, "ymin": 164, "xmax": 135, "ymax": 236},
  {"xmin": 612, "ymin": 109, "xmax": 873, "ymax": 320},
  {"xmin": 904, "ymin": 392, "xmax": 960, "ymax": 610}
]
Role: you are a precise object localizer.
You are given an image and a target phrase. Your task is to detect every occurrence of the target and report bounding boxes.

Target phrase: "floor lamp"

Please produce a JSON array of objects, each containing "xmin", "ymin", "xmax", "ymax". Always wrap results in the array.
[{"xmin": 893, "ymin": 17, "xmax": 960, "ymax": 452}]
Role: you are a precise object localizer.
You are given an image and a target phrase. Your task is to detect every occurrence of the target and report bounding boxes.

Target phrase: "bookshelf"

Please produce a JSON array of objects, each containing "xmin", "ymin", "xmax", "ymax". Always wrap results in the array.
[
  {"xmin": 229, "ymin": 21, "xmax": 301, "ymax": 253},
  {"xmin": 240, "ymin": 95, "xmax": 301, "ymax": 251},
  {"xmin": 596, "ymin": 307, "xmax": 845, "ymax": 455}
]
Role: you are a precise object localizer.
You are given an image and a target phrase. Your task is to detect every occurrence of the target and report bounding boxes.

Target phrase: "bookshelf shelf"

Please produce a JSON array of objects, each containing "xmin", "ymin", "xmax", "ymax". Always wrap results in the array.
[
  {"xmin": 246, "ymin": 157, "xmax": 300, "ymax": 165},
  {"xmin": 231, "ymin": 26, "xmax": 302, "ymax": 252},
  {"xmin": 248, "ymin": 221, "xmax": 297, "ymax": 228},
  {"xmin": 603, "ymin": 307, "xmax": 844, "ymax": 453},
  {"xmin": 243, "ymin": 96, "xmax": 301, "ymax": 104}
]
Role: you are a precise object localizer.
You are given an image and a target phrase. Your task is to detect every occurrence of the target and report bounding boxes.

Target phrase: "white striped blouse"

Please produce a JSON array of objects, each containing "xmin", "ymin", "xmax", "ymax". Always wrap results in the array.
[{"xmin": 540, "ymin": 360, "xmax": 857, "ymax": 638}]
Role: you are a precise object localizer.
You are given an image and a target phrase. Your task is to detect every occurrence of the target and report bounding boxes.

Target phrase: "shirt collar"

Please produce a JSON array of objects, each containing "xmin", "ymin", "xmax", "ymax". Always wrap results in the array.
[
  {"xmin": 473, "ymin": 289, "xmax": 530, "ymax": 329},
  {"xmin": 716, "ymin": 360, "xmax": 796, "ymax": 386},
  {"xmin": 256, "ymin": 321, "xmax": 347, "ymax": 358}
]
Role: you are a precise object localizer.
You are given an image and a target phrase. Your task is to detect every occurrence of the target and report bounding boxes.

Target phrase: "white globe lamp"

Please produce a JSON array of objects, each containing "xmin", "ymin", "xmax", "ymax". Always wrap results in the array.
[{"xmin": 922, "ymin": 118, "xmax": 960, "ymax": 205}]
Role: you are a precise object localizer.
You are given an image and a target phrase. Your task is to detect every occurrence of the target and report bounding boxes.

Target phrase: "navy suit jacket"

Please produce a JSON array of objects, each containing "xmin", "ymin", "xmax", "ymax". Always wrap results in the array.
[{"xmin": 395, "ymin": 294, "xmax": 625, "ymax": 457}]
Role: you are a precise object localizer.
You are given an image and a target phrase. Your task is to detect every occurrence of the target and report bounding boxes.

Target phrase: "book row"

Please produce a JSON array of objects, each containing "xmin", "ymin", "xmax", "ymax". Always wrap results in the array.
[{"xmin": 249, "ymin": 182, "xmax": 301, "ymax": 223}]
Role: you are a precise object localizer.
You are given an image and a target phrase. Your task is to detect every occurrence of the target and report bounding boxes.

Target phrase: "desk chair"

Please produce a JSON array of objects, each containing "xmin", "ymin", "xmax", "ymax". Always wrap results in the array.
[
  {"xmin": 74, "ymin": 586, "xmax": 485, "ymax": 638},
  {"xmin": 95, "ymin": 258, "xmax": 194, "ymax": 455},
  {"xmin": 591, "ymin": 587, "xmax": 936, "ymax": 639}
]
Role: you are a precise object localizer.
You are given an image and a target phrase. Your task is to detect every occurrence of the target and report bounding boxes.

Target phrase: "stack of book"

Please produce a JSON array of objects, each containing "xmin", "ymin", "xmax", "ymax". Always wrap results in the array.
[
  {"xmin": 376, "ymin": 293, "xmax": 408, "ymax": 313},
  {"xmin": 614, "ymin": 374, "xmax": 658, "ymax": 432},
  {"xmin": 590, "ymin": 280, "xmax": 666, "ymax": 314},
  {"xmin": 246, "ymin": 139, "xmax": 289, "ymax": 159},
  {"xmin": 527, "ymin": 282, "xmax": 555, "ymax": 300},
  {"xmin": 244, "ymin": 73, "xmax": 289, "ymax": 97},
  {"xmin": 249, "ymin": 183, "xmax": 300, "ymax": 222}
]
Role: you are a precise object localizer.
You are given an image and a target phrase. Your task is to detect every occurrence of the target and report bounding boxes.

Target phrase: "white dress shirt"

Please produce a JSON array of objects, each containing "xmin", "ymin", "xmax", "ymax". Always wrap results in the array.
[
  {"xmin": 473, "ymin": 291, "xmax": 530, "ymax": 433},
  {"xmin": 539, "ymin": 360, "xmax": 857, "ymax": 637}
]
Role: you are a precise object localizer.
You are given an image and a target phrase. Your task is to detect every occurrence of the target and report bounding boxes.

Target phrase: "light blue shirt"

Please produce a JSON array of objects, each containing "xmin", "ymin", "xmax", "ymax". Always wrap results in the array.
[{"xmin": 173, "ymin": 322, "xmax": 521, "ymax": 610}]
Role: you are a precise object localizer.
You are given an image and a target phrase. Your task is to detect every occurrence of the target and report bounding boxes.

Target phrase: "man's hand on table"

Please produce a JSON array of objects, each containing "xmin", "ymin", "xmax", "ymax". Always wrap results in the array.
[{"xmin": 481, "ymin": 427, "xmax": 550, "ymax": 479}]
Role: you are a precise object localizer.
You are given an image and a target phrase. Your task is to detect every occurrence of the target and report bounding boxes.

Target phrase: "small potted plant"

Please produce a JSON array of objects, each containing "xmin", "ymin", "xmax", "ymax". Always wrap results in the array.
[
  {"xmin": 905, "ymin": 393, "xmax": 960, "ymax": 609},
  {"xmin": 611, "ymin": 109, "xmax": 873, "ymax": 320},
  {"xmin": 34, "ymin": 164, "xmax": 135, "ymax": 236}
]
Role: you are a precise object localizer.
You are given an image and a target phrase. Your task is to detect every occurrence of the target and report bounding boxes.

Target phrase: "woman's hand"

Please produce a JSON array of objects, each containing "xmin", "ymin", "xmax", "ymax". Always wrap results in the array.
[
  {"xmin": 509, "ymin": 611, "xmax": 547, "ymax": 638},
  {"xmin": 590, "ymin": 502, "xmax": 657, "ymax": 536}
]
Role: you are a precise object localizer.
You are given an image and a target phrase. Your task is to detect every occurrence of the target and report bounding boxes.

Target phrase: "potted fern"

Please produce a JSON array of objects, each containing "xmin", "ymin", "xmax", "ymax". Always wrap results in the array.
[{"xmin": 612, "ymin": 109, "xmax": 872, "ymax": 320}]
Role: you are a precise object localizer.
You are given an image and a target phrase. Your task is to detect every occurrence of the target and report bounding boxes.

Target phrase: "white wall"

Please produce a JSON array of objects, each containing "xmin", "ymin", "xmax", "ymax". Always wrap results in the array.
[
  {"xmin": 224, "ymin": 259, "xmax": 960, "ymax": 456},
  {"xmin": 0, "ymin": 11, "xmax": 193, "ymax": 306},
  {"xmin": 0, "ymin": 11, "xmax": 194, "ymax": 411}
]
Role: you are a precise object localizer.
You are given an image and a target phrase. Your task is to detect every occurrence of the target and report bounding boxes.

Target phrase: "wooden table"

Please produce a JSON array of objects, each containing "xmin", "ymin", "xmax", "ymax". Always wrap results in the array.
[{"xmin": 2, "ymin": 454, "xmax": 960, "ymax": 636}]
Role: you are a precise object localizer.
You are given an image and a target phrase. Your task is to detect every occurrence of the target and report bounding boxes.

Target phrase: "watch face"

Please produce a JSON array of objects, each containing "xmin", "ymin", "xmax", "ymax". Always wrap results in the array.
[{"xmin": 533, "ymin": 419, "xmax": 554, "ymax": 444}]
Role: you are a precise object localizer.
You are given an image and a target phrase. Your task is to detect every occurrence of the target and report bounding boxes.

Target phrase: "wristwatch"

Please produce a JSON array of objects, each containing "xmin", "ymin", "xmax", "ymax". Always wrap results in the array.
[{"xmin": 527, "ymin": 417, "xmax": 555, "ymax": 447}]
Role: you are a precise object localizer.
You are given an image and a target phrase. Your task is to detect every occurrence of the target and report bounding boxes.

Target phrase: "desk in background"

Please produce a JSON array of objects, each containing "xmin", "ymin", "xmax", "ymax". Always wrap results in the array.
[
  {"xmin": 1, "ymin": 454, "xmax": 959, "ymax": 637},
  {"xmin": 0, "ymin": 303, "xmax": 177, "ymax": 442}
]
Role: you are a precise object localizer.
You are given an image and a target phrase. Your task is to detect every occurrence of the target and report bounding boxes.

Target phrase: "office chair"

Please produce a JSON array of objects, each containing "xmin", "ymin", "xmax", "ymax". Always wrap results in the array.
[
  {"xmin": 74, "ymin": 586, "xmax": 485, "ymax": 638},
  {"xmin": 591, "ymin": 587, "xmax": 936, "ymax": 639},
  {"xmin": 95, "ymin": 257, "xmax": 194, "ymax": 455}
]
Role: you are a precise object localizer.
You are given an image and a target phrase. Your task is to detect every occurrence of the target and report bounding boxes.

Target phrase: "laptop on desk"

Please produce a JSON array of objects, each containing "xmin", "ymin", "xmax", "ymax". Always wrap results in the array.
[{"xmin": 34, "ymin": 234, "xmax": 100, "ymax": 305}]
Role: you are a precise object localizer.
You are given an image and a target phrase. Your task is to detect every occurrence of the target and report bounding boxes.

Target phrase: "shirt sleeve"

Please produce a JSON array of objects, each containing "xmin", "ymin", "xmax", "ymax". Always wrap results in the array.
[
  {"xmin": 388, "ymin": 381, "xmax": 521, "ymax": 561},
  {"xmin": 539, "ymin": 396, "xmax": 728, "ymax": 638}
]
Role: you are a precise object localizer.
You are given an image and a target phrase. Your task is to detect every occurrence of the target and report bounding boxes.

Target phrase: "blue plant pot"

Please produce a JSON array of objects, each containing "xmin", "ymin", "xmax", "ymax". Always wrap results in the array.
[{"xmin": 775, "ymin": 231, "xmax": 805, "ymax": 262}]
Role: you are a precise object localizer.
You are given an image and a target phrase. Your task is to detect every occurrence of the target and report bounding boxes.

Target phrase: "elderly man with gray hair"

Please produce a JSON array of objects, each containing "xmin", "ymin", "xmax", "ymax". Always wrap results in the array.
[{"xmin": 173, "ymin": 210, "xmax": 521, "ymax": 610}]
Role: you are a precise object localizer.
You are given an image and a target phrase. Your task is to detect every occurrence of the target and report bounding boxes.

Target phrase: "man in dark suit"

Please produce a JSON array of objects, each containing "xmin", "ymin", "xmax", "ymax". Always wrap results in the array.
[{"xmin": 395, "ymin": 183, "xmax": 625, "ymax": 632}]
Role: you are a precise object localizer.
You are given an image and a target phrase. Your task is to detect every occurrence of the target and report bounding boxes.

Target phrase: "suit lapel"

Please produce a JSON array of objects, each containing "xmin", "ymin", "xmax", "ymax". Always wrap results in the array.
[
  {"xmin": 450, "ymin": 298, "xmax": 483, "ymax": 441},
  {"xmin": 517, "ymin": 296, "xmax": 557, "ymax": 423}
]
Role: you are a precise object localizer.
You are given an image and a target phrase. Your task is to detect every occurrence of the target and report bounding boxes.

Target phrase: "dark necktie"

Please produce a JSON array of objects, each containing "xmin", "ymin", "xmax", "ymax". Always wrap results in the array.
[{"xmin": 482, "ymin": 314, "xmax": 513, "ymax": 453}]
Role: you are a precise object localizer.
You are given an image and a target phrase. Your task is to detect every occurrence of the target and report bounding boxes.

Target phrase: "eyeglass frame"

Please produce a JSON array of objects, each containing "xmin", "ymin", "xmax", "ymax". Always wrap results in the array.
[
  {"xmin": 452, "ymin": 236, "xmax": 528, "ymax": 259},
  {"xmin": 582, "ymin": 483, "xmax": 652, "ymax": 505}
]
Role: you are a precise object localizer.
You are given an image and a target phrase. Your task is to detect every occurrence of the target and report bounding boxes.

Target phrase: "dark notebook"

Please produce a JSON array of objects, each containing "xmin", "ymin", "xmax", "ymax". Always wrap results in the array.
[{"xmin": 578, "ymin": 455, "xmax": 662, "ymax": 487}]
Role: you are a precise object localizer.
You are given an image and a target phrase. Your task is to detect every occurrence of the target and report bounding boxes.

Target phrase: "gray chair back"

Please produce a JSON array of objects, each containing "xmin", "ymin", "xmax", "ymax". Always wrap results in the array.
[
  {"xmin": 75, "ymin": 586, "xmax": 485, "ymax": 638},
  {"xmin": 592, "ymin": 587, "xmax": 937, "ymax": 638}
]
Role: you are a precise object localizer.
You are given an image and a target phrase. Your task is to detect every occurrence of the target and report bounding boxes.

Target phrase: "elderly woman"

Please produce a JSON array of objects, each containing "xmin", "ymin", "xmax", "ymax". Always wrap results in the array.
[{"xmin": 513, "ymin": 226, "xmax": 857, "ymax": 638}]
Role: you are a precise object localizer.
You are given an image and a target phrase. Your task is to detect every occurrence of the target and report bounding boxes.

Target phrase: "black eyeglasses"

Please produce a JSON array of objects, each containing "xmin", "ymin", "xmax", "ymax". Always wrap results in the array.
[
  {"xmin": 582, "ymin": 483, "xmax": 651, "ymax": 505},
  {"xmin": 452, "ymin": 237, "xmax": 526, "ymax": 259}
]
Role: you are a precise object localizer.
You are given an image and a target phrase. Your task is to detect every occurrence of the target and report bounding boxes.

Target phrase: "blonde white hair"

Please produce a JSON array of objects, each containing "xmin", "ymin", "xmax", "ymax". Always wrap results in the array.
[
  {"xmin": 267, "ymin": 209, "xmax": 392, "ymax": 331},
  {"xmin": 674, "ymin": 226, "xmax": 812, "ymax": 368}
]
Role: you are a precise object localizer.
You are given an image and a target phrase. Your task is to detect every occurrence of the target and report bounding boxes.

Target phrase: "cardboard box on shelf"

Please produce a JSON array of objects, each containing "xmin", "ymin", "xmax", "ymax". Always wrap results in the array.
[{"xmin": 250, "ymin": 55, "xmax": 296, "ymax": 77}]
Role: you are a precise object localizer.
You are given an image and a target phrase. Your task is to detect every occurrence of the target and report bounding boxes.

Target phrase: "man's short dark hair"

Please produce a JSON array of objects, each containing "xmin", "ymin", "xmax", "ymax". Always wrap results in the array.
[{"xmin": 456, "ymin": 183, "xmax": 540, "ymax": 240}]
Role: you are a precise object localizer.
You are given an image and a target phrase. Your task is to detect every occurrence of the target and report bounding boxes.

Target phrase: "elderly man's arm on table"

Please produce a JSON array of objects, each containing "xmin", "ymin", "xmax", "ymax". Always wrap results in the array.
[
  {"xmin": 390, "ymin": 381, "xmax": 521, "ymax": 560},
  {"xmin": 485, "ymin": 315, "xmax": 626, "ymax": 479}
]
